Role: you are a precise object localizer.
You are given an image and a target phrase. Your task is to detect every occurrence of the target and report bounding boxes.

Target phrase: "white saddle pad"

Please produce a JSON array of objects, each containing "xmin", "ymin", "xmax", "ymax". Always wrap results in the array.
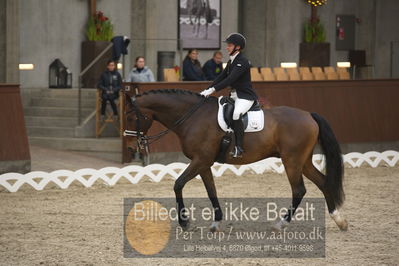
[{"xmin": 217, "ymin": 96, "xmax": 264, "ymax": 133}]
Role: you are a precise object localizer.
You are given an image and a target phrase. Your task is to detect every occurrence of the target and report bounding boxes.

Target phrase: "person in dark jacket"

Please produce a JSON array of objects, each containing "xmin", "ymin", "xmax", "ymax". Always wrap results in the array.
[
  {"xmin": 182, "ymin": 49, "xmax": 205, "ymax": 81},
  {"xmin": 202, "ymin": 51, "xmax": 224, "ymax": 80},
  {"xmin": 200, "ymin": 33, "xmax": 258, "ymax": 158},
  {"xmin": 98, "ymin": 60, "xmax": 122, "ymax": 121}
]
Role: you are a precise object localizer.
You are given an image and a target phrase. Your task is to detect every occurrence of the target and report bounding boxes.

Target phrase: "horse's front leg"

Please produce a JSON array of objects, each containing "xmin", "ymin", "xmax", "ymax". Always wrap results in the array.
[
  {"xmin": 200, "ymin": 168, "xmax": 223, "ymax": 232},
  {"xmin": 174, "ymin": 160, "xmax": 207, "ymax": 230}
]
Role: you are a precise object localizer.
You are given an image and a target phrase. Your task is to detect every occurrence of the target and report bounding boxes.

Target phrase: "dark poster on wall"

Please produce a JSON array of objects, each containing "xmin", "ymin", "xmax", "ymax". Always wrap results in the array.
[
  {"xmin": 178, "ymin": 0, "xmax": 221, "ymax": 49},
  {"xmin": 336, "ymin": 15, "xmax": 355, "ymax": 51}
]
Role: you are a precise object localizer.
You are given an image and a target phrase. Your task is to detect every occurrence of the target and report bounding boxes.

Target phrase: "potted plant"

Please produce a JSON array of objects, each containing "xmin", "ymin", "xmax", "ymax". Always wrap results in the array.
[
  {"xmin": 299, "ymin": 0, "xmax": 330, "ymax": 67},
  {"xmin": 81, "ymin": 11, "xmax": 114, "ymax": 88}
]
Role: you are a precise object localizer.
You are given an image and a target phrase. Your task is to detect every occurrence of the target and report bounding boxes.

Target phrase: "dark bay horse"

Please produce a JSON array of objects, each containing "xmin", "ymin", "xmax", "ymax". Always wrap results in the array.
[{"xmin": 124, "ymin": 89, "xmax": 348, "ymax": 232}]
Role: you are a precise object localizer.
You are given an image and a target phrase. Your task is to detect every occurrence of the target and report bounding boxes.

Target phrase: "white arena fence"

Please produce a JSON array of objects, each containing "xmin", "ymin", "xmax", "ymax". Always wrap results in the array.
[{"xmin": 0, "ymin": 151, "xmax": 397, "ymax": 193}]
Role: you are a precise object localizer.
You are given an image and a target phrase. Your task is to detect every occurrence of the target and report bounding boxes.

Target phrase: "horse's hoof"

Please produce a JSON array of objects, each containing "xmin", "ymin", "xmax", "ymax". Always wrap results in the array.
[
  {"xmin": 180, "ymin": 220, "xmax": 190, "ymax": 231},
  {"xmin": 209, "ymin": 221, "xmax": 221, "ymax": 232},
  {"xmin": 272, "ymin": 219, "xmax": 289, "ymax": 232},
  {"xmin": 330, "ymin": 210, "xmax": 348, "ymax": 231},
  {"xmin": 338, "ymin": 219, "xmax": 349, "ymax": 231}
]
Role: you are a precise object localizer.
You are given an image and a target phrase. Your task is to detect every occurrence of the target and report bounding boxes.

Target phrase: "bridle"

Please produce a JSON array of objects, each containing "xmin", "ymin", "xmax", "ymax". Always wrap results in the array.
[{"xmin": 123, "ymin": 95, "xmax": 206, "ymax": 147}]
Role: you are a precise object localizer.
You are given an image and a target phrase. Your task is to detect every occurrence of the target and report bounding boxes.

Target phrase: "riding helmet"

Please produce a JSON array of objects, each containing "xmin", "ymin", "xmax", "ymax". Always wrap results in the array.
[{"xmin": 224, "ymin": 33, "xmax": 246, "ymax": 49}]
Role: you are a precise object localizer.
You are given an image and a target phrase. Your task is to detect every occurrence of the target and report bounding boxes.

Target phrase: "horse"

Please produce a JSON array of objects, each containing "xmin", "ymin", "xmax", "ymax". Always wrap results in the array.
[{"xmin": 124, "ymin": 89, "xmax": 348, "ymax": 232}]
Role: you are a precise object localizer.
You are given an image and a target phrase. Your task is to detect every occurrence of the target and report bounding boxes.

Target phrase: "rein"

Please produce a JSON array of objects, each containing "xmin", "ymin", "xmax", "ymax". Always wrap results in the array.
[{"xmin": 124, "ymin": 95, "xmax": 206, "ymax": 145}]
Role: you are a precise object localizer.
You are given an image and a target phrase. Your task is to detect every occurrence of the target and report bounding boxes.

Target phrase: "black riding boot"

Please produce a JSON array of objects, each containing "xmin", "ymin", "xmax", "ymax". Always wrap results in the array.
[{"xmin": 230, "ymin": 118, "xmax": 244, "ymax": 158}]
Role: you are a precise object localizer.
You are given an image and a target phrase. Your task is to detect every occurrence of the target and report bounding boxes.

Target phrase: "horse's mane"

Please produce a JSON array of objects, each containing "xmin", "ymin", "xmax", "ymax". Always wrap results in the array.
[{"xmin": 137, "ymin": 89, "xmax": 203, "ymax": 98}]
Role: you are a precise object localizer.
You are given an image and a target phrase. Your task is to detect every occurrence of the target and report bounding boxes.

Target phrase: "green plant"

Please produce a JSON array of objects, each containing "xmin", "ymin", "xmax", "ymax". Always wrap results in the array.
[
  {"xmin": 86, "ymin": 11, "xmax": 114, "ymax": 41},
  {"xmin": 304, "ymin": 19, "xmax": 326, "ymax": 43},
  {"xmin": 303, "ymin": 0, "xmax": 327, "ymax": 43}
]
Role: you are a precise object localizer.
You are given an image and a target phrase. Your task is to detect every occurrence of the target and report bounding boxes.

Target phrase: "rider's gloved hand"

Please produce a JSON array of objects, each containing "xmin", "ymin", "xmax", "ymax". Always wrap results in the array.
[{"xmin": 200, "ymin": 87, "xmax": 215, "ymax": 97}]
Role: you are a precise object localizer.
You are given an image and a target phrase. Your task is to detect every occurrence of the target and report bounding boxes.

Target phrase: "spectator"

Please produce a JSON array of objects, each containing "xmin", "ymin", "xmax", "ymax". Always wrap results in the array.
[
  {"xmin": 202, "ymin": 51, "xmax": 224, "ymax": 81},
  {"xmin": 98, "ymin": 60, "xmax": 122, "ymax": 121},
  {"xmin": 127, "ymin": 56, "xmax": 155, "ymax": 82},
  {"xmin": 183, "ymin": 49, "xmax": 205, "ymax": 81}
]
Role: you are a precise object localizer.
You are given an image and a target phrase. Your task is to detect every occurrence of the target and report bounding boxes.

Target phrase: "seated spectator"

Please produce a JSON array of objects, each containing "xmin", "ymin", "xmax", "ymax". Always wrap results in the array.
[
  {"xmin": 202, "ymin": 51, "xmax": 224, "ymax": 80},
  {"xmin": 127, "ymin": 56, "xmax": 155, "ymax": 82},
  {"xmin": 98, "ymin": 60, "xmax": 122, "ymax": 121},
  {"xmin": 183, "ymin": 49, "xmax": 205, "ymax": 81}
]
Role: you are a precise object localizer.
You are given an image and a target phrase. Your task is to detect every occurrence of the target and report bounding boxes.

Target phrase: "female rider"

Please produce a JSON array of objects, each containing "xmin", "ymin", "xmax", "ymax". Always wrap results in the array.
[{"xmin": 200, "ymin": 33, "xmax": 258, "ymax": 158}]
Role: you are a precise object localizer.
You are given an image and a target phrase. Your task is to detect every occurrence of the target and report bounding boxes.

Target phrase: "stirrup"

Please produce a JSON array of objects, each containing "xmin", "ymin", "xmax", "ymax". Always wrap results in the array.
[{"xmin": 230, "ymin": 146, "xmax": 243, "ymax": 158}]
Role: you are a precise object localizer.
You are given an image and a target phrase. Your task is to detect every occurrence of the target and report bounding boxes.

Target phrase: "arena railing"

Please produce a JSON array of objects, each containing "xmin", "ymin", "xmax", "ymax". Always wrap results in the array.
[{"xmin": 77, "ymin": 42, "xmax": 114, "ymax": 125}]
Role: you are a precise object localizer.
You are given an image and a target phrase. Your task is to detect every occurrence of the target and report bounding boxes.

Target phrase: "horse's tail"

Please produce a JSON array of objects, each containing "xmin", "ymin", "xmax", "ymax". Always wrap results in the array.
[{"xmin": 311, "ymin": 112, "xmax": 345, "ymax": 208}]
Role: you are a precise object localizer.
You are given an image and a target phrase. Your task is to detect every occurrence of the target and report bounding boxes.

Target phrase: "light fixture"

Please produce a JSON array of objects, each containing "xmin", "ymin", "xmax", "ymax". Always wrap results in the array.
[
  {"xmin": 19, "ymin": 64, "xmax": 34, "ymax": 70},
  {"xmin": 337, "ymin": 62, "xmax": 351, "ymax": 68},
  {"xmin": 306, "ymin": 0, "xmax": 327, "ymax": 7},
  {"xmin": 280, "ymin": 62, "xmax": 297, "ymax": 68},
  {"xmin": 117, "ymin": 63, "xmax": 123, "ymax": 69}
]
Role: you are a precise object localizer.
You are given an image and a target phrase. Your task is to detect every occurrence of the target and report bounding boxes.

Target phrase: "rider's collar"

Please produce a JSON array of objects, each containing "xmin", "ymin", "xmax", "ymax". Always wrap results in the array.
[{"xmin": 230, "ymin": 51, "xmax": 240, "ymax": 63}]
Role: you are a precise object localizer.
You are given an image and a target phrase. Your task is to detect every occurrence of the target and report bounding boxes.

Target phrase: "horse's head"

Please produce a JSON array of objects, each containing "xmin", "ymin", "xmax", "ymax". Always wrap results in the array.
[{"xmin": 124, "ymin": 94, "xmax": 154, "ymax": 152}]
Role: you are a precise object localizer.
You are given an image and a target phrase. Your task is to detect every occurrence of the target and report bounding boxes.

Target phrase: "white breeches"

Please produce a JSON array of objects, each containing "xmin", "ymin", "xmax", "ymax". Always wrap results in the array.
[{"xmin": 231, "ymin": 91, "xmax": 254, "ymax": 120}]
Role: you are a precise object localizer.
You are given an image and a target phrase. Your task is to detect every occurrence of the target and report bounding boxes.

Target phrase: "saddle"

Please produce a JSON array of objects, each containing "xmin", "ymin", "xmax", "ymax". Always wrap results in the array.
[
  {"xmin": 220, "ymin": 96, "xmax": 261, "ymax": 129},
  {"xmin": 215, "ymin": 96, "xmax": 265, "ymax": 163},
  {"xmin": 217, "ymin": 96, "xmax": 264, "ymax": 133}
]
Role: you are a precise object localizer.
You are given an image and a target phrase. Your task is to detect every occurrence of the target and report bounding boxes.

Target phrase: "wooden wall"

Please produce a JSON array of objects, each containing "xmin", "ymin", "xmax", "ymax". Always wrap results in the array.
[
  {"xmin": 0, "ymin": 84, "xmax": 31, "ymax": 172},
  {"xmin": 122, "ymin": 79, "xmax": 399, "ymax": 163}
]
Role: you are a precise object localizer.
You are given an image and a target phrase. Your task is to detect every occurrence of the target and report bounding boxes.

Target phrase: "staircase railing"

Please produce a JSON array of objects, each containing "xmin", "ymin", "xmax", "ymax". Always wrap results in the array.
[{"xmin": 78, "ymin": 42, "xmax": 113, "ymax": 125}]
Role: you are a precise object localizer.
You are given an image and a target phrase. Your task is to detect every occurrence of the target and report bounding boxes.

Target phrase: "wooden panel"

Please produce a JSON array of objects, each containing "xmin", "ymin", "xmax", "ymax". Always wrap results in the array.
[
  {"xmin": 0, "ymin": 84, "xmax": 30, "ymax": 161},
  {"xmin": 252, "ymin": 79, "xmax": 399, "ymax": 143},
  {"xmin": 81, "ymin": 41, "xmax": 112, "ymax": 88},
  {"xmin": 122, "ymin": 80, "xmax": 399, "ymax": 162}
]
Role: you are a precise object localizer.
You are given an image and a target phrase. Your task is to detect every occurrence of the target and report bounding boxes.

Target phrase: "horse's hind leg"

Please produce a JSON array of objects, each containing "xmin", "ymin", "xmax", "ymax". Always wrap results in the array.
[
  {"xmin": 303, "ymin": 157, "xmax": 348, "ymax": 231},
  {"xmin": 273, "ymin": 158, "xmax": 307, "ymax": 231},
  {"xmin": 200, "ymin": 168, "xmax": 223, "ymax": 232}
]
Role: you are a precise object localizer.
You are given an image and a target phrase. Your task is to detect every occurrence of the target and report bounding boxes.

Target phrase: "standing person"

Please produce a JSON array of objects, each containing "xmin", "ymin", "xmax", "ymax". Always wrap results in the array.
[
  {"xmin": 182, "ymin": 49, "xmax": 205, "ymax": 81},
  {"xmin": 202, "ymin": 51, "xmax": 224, "ymax": 80},
  {"xmin": 200, "ymin": 33, "xmax": 258, "ymax": 158},
  {"xmin": 98, "ymin": 60, "xmax": 122, "ymax": 121},
  {"xmin": 127, "ymin": 56, "xmax": 155, "ymax": 82}
]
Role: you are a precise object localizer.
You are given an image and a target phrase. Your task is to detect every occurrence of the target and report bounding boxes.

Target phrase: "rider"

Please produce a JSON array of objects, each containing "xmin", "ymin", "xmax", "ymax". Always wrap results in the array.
[{"xmin": 200, "ymin": 33, "xmax": 258, "ymax": 158}]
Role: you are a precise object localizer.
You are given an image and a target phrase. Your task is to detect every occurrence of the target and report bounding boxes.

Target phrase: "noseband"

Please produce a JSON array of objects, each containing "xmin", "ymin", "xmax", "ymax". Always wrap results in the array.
[{"xmin": 123, "ymin": 95, "xmax": 206, "ymax": 146}]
